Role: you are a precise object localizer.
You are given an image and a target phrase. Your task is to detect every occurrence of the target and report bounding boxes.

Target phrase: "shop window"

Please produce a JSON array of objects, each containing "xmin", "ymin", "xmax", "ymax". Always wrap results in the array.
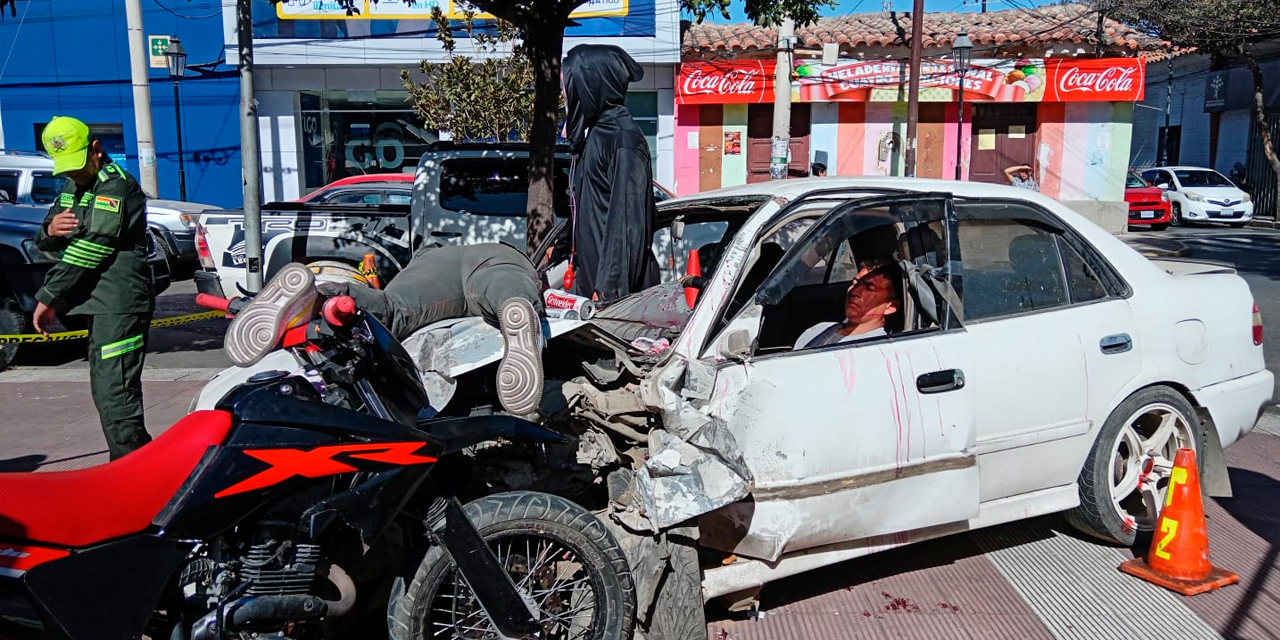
[
  {"xmin": 33, "ymin": 123, "xmax": 127, "ymax": 168},
  {"xmin": 626, "ymin": 91, "xmax": 659, "ymax": 172},
  {"xmin": 298, "ymin": 91, "xmax": 438, "ymax": 194}
]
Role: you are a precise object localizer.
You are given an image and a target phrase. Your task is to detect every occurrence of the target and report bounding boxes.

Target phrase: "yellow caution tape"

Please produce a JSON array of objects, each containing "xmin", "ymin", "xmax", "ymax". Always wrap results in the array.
[{"xmin": 0, "ymin": 310, "xmax": 226, "ymax": 344}]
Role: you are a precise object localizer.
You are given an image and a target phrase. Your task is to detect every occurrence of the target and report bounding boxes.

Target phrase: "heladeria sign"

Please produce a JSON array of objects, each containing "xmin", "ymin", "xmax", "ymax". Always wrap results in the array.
[{"xmin": 677, "ymin": 57, "xmax": 1146, "ymax": 105}]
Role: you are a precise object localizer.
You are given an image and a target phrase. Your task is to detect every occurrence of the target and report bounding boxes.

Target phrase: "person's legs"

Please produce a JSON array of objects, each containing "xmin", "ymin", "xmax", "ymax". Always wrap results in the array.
[
  {"xmin": 87, "ymin": 313, "xmax": 152, "ymax": 460},
  {"xmin": 224, "ymin": 263, "xmax": 318, "ymax": 366},
  {"xmin": 465, "ymin": 260, "xmax": 546, "ymax": 417}
]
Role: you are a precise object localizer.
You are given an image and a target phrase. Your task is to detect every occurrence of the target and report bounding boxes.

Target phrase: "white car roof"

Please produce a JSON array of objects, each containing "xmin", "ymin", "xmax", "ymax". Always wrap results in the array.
[
  {"xmin": 1149, "ymin": 166, "xmax": 1223, "ymax": 172},
  {"xmin": 660, "ymin": 175, "xmax": 1065, "ymax": 207},
  {"xmin": 0, "ymin": 153, "xmax": 54, "ymax": 170}
]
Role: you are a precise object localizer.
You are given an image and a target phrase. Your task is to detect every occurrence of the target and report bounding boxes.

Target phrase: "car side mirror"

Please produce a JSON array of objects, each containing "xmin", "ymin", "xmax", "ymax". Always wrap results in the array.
[
  {"xmin": 1156, "ymin": 183, "xmax": 1170, "ymax": 190},
  {"xmin": 717, "ymin": 329, "xmax": 752, "ymax": 362},
  {"xmin": 671, "ymin": 218, "xmax": 686, "ymax": 242}
]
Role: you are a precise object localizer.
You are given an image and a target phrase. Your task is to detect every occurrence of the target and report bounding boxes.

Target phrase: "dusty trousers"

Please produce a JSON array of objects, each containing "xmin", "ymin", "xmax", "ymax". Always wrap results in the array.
[{"xmin": 323, "ymin": 243, "xmax": 545, "ymax": 341}]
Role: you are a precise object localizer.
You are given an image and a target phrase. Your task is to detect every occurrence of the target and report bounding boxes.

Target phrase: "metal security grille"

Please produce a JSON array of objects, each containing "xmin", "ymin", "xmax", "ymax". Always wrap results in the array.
[{"xmin": 1245, "ymin": 111, "xmax": 1279, "ymax": 219}]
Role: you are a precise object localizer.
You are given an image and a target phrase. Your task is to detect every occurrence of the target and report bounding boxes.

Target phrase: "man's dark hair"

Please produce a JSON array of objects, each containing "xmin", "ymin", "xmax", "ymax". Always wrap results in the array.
[
  {"xmin": 855, "ymin": 258, "xmax": 904, "ymax": 332},
  {"xmin": 811, "ymin": 162, "xmax": 827, "ymax": 176}
]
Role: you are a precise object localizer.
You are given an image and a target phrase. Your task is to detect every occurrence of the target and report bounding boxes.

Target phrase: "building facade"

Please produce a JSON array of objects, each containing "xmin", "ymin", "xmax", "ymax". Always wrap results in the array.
[
  {"xmin": 677, "ymin": 4, "xmax": 1161, "ymax": 230},
  {"xmin": 0, "ymin": 0, "xmax": 241, "ymax": 207},
  {"xmin": 1130, "ymin": 44, "xmax": 1280, "ymax": 218},
  {"xmin": 224, "ymin": 0, "xmax": 682, "ymax": 202}
]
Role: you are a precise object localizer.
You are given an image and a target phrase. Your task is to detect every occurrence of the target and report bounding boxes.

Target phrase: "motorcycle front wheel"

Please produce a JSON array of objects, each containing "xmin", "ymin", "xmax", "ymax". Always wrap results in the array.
[{"xmin": 388, "ymin": 491, "xmax": 636, "ymax": 640}]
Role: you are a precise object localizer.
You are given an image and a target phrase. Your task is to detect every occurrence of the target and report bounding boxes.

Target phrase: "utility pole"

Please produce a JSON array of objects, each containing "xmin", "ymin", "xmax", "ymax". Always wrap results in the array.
[
  {"xmin": 1161, "ymin": 52, "xmax": 1172, "ymax": 166},
  {"xmin": 236, "ymin": 0, "xmax": 264, "ymax": 292},
  {"xmin": 904, "ymin": 0, "xmax": 924, "ymax": 177},
  {"xmin": 770, "ymin": 17, "xmax": 795, "ymax": 181},
  {"xmin": 123, "ymin": 0, "xmax": 159, "ymax": 196}
]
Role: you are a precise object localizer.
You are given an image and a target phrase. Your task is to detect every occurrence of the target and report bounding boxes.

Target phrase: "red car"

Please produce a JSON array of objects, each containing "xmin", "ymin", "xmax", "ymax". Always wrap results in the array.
[
  {"xmin": 1125, "ymin": 170, "xmax": 1172, "ymax": 231},
  {"xmin": 298, "ymin": 173, "xmax": 414, "ymax": 204}
]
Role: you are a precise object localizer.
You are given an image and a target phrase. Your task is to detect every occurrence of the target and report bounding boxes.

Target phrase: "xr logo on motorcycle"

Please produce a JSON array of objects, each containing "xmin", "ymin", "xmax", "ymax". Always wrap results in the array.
[{"xmin": 215, "ymin": 442, "xmax": 437, "ymax": 498}]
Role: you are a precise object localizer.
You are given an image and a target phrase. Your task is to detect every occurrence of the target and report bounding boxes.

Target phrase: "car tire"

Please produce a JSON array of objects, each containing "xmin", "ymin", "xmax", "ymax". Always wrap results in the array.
[
  {"xmin": 1064, "ymin": 386, "xmax": 1202, "ymax": 546},
  {"xmin": 1151, "ymin": 223, "xmax": 1169, "ymax": 231},
  {"xmin": 0, "ymin": 294, "xmax": 26, "ymax": 371},
  {"xmin": 1170, "ymin": 203, "xmax": 1183, "ymax": 227},
  {"xmin": 641, "ymin": 527, "xmax": 706, "ymax": 640}
]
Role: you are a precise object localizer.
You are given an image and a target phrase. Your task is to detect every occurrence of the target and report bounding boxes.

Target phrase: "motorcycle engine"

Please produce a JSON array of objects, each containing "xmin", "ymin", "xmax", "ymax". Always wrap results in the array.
[{"xmin": 240, "ymin": 540, "xmax": 323, "ymax": 596}]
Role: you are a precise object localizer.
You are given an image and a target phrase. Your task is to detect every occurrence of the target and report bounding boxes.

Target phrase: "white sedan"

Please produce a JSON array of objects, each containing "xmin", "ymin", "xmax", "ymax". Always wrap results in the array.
[
  {"xmin": 1140, "ymin": 166, "xmax": 1254, "ymax": 227},
  {"xmin": 575, "ymin": 176, "xmax": 1273, "ymax": 601}
]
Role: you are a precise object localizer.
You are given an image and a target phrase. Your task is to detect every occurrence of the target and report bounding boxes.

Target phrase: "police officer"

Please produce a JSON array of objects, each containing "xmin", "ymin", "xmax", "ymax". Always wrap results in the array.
[{"xmin": 32, "ymin": 116, "xmax": 154, "ymax": 460}]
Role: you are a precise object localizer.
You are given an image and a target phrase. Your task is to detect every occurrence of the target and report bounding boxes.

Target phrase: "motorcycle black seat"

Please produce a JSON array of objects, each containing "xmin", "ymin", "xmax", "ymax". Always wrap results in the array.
[{"xmin": 0, "ymin": 410, "xmax": 233, "ymax": 548}]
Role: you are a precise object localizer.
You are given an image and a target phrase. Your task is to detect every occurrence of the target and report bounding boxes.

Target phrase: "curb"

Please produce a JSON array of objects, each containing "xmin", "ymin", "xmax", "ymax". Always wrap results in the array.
[{"xmin": 1248, "ymin": 219, "xmax": 1280, "ymax": 230}]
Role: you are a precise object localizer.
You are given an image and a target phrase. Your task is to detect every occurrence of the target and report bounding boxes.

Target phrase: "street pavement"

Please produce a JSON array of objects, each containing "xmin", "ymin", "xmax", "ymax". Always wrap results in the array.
[{"xmin": 2, "ymin": 226, "xmax": 1280, "ymax": 639}]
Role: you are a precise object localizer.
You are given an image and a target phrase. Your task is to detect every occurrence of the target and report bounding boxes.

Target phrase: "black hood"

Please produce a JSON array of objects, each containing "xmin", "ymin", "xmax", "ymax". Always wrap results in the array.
[{"xmin": 563, "ymin": 44, "xmax": 644, "ymax": 154}]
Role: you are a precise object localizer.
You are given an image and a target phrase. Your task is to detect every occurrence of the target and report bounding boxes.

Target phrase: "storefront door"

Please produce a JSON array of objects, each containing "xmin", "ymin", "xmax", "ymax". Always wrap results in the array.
[
  {"xmin": 746, "ymin": 103, "xmax": 811, "ymax": 182},
  {"xmin": 968, "ymin": 104, "xmax": 1038, "ymax": 186}
]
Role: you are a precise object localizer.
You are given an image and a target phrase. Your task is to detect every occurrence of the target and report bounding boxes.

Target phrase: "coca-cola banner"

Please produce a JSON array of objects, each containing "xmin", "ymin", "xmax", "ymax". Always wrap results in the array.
[
  {"xmin": 677, "ymin": 57, "xmax": 1144, "ymax": 105},
  {"xmin": 1046, "ymin": 58, "xmax": 1145, "ymax": 102},
  {"xmin": 676, "ymin": 60, "xmax": 777, "ymax": 105}
]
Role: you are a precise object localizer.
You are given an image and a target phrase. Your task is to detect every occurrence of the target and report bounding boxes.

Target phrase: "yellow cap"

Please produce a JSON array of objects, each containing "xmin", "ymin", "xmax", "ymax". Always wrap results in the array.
[{"xmin": 41, "ymin": 116, "xmax": 92, "ymax": 176}]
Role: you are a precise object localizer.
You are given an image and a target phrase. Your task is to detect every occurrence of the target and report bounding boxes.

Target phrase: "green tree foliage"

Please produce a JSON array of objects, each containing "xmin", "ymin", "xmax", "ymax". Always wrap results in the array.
[
  {"xmin": 401, "ymin": 8, "xmax": 536, "ymax": 143},
  {"xmin": 1094, "ymin": 0, "xmax": 1280, "ymax": 215}
]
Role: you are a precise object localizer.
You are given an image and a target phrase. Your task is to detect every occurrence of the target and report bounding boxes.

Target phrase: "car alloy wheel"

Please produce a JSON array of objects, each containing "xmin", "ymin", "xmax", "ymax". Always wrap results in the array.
[{"xmin": 1107, "ymin": 402, "xmax": 1197, "ymax": 533}]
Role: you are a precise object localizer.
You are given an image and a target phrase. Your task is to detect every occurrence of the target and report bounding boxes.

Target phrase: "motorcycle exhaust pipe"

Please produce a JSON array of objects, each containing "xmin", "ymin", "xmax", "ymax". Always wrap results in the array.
[
  {"xmin": 190, "ymin": 595, "xmax": 329, "ymax": 640},
  {"xmin": 323, "ymin": 564, "xmax": 357, "ymax": 618}
]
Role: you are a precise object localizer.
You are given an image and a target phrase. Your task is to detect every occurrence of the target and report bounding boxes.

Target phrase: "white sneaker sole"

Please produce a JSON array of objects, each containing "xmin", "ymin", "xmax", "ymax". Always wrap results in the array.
[
  {"xmin": 224, "ymin": 263, "xmax": 317, "ymax": 367},
  {"xmin": 496, "ymin": 298, "xmax": 544, "ymax": 417}
]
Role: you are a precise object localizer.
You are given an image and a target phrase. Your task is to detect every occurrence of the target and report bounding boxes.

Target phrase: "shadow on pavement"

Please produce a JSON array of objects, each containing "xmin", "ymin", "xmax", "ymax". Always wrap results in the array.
[
  {"xmin": 1213, "ymin": 467, "xmax": 1280, "ymax": 640},
  {"xmin": 1177, "ymin": 230, "xmax": 1280, "ymax": 282},
  {"xmin": 705, "ymin": 517, "xmax": 1057, "ymax": 621},
  {"xmin": 0, "ymin": 455, "xmax": 46, "ymax": 472}
]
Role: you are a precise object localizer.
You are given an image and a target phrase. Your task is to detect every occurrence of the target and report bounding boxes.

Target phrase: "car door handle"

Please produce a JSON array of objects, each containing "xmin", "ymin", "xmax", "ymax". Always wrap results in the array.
[
  {"xmin": 430, "ymin": 231, "xmax": 462, "ymax": 238},
  {"xmin": 1100, "ymin": 333, "xmax": 1133, "ymax": 354},
  {"xmin": 917, "ymin": 369, "xmax": 965, "ymax": 394}
]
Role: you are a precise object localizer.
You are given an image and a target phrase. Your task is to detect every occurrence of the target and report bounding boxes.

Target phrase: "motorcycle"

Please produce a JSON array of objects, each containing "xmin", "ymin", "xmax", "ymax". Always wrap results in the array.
[{"xmin": 0, "ymin": 282, "xmax": 636, "ymax": 640}]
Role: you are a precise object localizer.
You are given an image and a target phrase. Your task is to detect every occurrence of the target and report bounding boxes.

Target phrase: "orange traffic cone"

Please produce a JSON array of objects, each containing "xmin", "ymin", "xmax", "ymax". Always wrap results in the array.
[
  {"xmin": 360, "ymin": 253, "xmax": 382, "ymax": 290},
  {"xmin": 1119, "ymin": 447, "xmax": 1238, "ymax": 596},
  {"xmin": 684, "ymin": 249, "xmax": 702, "ymax": 309}
]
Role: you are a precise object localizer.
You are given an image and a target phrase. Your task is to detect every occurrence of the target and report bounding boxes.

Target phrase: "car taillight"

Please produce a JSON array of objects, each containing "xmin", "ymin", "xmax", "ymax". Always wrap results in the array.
[
  {"xmin": 195, "ymin": 222, "xmax": 215, "ymax": 270},
  {"xmin": 1253, "ymin": 302, "xmax": 1263, "ymax": 346}
]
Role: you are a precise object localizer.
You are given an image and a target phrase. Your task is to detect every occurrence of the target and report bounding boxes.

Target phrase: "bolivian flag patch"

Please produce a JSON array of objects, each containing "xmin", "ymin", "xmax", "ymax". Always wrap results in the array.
[{"xmin": 93, "ymin": 196, "xmax": 120, "ymax": 213}]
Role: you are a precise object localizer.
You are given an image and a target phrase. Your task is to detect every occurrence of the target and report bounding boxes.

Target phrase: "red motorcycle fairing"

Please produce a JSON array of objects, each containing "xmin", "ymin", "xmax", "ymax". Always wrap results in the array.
[
  {"xmin": 214, "ymin": 442, "xmax": 438, "ymax": 498},
  {"xmin": 0, "ymin": 410, "xmax": 232, "ymax": 548}
]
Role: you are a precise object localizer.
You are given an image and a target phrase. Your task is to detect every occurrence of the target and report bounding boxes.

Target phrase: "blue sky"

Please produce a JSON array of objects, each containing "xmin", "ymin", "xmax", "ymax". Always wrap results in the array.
[{"xmin": 703, "ymin": 0, "xmax": 1062, "ymax": 22}]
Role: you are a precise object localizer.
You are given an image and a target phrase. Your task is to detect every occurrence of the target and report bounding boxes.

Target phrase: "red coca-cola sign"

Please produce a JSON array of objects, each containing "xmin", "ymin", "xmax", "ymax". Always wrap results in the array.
[
  {"xmin": 1048, "ymin": 58, "xmax": 1145, "ymax": 102},
  {"xmin": 677, "ymin": 61, "xmax": 775, "ymax": 105}
]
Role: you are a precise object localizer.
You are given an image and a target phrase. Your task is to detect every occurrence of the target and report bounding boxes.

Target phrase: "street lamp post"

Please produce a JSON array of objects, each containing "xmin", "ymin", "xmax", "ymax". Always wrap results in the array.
[
  {"xmin": 951, "ymin": 32, "xmax": 973, "ymax": 181},
  {"xmin": 164, "ymin": 38, "xmax": 188, "ymax": 201}
]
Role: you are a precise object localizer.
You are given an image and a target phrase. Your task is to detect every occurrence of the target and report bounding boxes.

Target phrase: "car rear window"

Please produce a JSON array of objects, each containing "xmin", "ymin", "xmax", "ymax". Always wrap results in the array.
[
  {"xmin": 439, "ymin": 158, "xmax": 569, "ymax": 217},
  {"xmin": 30, "ymin": 171, "xmax": 62, "ymax": 204}
]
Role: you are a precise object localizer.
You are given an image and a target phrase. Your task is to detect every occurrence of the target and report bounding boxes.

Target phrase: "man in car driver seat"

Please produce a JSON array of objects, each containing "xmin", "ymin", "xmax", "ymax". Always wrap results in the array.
[{"xmin": 794, "ymin": 258, "xmax": 903, "ymax": 349}]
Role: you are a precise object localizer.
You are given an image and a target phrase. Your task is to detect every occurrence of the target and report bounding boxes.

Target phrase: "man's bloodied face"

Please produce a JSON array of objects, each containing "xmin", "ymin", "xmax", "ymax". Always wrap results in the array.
[{"xmin": 844, "ymin": 268, "xmax": 899, "ymax": 325}]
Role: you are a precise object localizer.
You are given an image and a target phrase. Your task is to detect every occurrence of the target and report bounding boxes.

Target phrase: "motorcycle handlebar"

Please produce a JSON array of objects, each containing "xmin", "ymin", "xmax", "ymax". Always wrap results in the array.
[
  {"xmin": 323, "ymin": 296, "xmax": 357, "ymax": 328},
  {"xmin": 195, "ymin": 293, "xmax": 231, "ymax": 312}
]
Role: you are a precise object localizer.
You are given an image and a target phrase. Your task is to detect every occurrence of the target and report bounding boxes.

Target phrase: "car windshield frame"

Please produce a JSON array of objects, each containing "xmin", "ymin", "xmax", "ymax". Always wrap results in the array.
[
  {"xmin": 1125, "ymin": 172, "xmax": 1150, "ymax": 189},
  {"xmin": 1173, "ymin": 169, "xmax": 1234, "ymax": 188}
]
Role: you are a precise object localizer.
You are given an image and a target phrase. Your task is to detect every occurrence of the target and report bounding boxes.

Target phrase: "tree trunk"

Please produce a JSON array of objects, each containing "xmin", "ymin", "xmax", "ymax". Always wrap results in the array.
[
  {"xmin": 1244, "ymin": 51, "xmax": 1280, "ymax": 219},
  {"xmin": 523, "ymin": 20, "xmax": 565, "ymax": 256}
]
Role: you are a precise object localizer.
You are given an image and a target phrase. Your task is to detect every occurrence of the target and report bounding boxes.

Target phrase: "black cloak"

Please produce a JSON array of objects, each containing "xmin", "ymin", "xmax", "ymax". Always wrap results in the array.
[{"xmin": 560, "ymin": 44, "xmax": 660, "ymax": 302}]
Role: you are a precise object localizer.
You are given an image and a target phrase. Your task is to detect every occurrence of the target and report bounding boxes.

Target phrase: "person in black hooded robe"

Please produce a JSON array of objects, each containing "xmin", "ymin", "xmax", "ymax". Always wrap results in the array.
[{"xmin": 551, "ymin": 44, "xmax": 661, "ymax": 303}]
